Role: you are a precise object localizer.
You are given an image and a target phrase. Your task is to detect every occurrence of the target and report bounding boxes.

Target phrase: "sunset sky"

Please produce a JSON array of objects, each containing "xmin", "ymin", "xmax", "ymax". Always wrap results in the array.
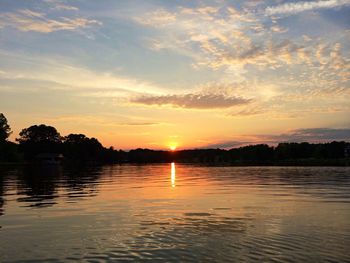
[{"xmin": 0, "ymin": 0, "xmax": 349, "ymax": 149}]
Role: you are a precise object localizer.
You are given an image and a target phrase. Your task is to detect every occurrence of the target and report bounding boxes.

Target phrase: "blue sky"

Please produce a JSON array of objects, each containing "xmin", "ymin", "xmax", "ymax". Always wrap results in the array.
[{"xmin": 0, "ymin": 0, "xmax": 349, "ymax": 149}]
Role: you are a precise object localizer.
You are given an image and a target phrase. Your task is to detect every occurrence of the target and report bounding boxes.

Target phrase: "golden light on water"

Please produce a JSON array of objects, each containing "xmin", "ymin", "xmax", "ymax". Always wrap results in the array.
[{"xmin": 171, "ymin": 162, "xmax": 176, "ymax": 187}]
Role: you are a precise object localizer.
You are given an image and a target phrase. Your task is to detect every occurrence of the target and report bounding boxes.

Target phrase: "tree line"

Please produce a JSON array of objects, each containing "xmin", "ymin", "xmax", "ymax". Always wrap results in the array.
[
  {"xmin": 0, "ymin": 113, "xmax": 121, "ymax": 163},
  {"xmin": 0, "ymin": 113, "xmax": 349, "ymax": 165},
  {"xmin": 126, "ymin": 142, "xmax": 349, "ymax": 165}
]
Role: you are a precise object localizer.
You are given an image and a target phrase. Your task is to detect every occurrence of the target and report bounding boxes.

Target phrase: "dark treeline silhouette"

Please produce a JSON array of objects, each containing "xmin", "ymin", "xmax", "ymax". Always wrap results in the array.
[
  {"xmin": 0, "ymin": 113, "xmax": 21, "ymax": 162},
  {"xmin": 0, "ymin": 113, "xmax": 349, "ymax": 165},
  {"xmin": 122, "ymin": 142, "xmax": 350, "ymax": 165},
  {"xmin": 16, "ymin": 124, "xmax": 121, "ymax": 163}
]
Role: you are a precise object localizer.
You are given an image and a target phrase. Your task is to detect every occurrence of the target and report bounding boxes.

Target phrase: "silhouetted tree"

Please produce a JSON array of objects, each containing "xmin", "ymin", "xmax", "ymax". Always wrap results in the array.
[
  {"xmin": 2, "ymin": 115, "xmax": 349, "ymax": 165},
  {"xmin": 17, "ymin": 125, "xmax": 61, "ymax": 144},
  {"xmin": 16, "ymin": 124, "xmax": 62, "ymax": 159},
  {"xmin": 63, "ymin": 133, "xmax": 104, "ymax": 162},
  {"xmin": 317, "ymin": 141, "xmax": 347, "ymax": 159},
  {"xmin": 0, "ymin": 113, "xmax": 12, "ymax": 142},
  {"xmin": 128, "ymin": 148, "xmax": 171, "ymax": 163},
  {"xmin": 228, "ymin": 144, "xmax": 274, "ymax": 163},
  {"xmin": 0, "ymin": 114, "xmax": 21, "ymax": 162},
  {"xmin": 101, "ymin": 147, "xmax": 126, "ymax": 163},
  {"xmin": 274, "ymin": 141, "xmax": 348, "ymax": 161}
]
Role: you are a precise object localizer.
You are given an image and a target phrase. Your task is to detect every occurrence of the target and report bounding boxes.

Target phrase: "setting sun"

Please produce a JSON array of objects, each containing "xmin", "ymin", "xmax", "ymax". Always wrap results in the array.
[
  {"xmin": 169, "ymin": 145, "xmax": 177, "ymax": 151},
  {"xmin": 0, "ymin": 1, "xmax": 349, "ymax": 262}
]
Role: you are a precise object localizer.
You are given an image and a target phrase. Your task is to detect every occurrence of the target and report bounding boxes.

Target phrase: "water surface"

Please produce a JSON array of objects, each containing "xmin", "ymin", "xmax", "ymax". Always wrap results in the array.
[{"xmin": 1, "ymin": 164, "xmax": 350, "ymax": 262}]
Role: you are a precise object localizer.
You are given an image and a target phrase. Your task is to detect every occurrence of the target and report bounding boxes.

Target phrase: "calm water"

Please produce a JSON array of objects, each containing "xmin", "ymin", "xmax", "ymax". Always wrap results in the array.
[{"xmin": 1, "ymin": 164, "xmax": 350, "ymax": 262}]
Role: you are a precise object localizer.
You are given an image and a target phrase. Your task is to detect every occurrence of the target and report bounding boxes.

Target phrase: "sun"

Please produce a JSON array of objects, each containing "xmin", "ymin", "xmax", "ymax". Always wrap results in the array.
[{"xmin": 169, "ymin": 145, "xmax": 177, "ymax": 151}]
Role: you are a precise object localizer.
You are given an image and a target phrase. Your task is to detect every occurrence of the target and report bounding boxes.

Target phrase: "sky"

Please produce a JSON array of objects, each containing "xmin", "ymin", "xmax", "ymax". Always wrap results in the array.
[{"xmin": 0, "ymin": 0, "xmax": 349, "ymax": 150}]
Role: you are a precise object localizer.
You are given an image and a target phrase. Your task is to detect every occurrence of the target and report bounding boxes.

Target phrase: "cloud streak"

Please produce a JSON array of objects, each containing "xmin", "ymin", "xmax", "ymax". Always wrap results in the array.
[
  {"xmin": 133, "ymin": 3, "xmax": 349, "ymax": 90},
  {"xmin": 0, "ymin": 9, "xmax": 101, "ymax": 33},
  {"xmin": 264, "ymin": 128, "xmax": 350, "ymax": 143},
  {"xmin": 204, "ymin": 128, "xmax": 350, "ymax": 149},
  {"xmin": 131, "ymin": 93, "xmax": 251, "ymax": 109},
  {"xmin": 265, "ymin": 0, "xmax": 350, "ymax": 16},
  {"xmin": 275, "ymin": 128, "xmax": 350, "ymax": 142},
  {"xmin": 204, "ymin": 141, "xmax": 249, "ymax": 149}
]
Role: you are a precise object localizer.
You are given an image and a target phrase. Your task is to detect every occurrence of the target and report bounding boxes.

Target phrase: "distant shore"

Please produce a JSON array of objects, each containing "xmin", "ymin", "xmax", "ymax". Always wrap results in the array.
[
  {"xmin": 1, "ymin": 157, "xmax": 349, "ymax": 167},
  {"xmin": 1, "ymin": 116, "xmax": 349, "ymax": 166}
]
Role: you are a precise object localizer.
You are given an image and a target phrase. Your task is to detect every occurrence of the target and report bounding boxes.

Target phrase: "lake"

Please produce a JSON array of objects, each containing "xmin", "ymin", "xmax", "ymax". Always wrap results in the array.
[{"xmin": 1, "ymin": 164, "xmax": 350, "ymax": 262}]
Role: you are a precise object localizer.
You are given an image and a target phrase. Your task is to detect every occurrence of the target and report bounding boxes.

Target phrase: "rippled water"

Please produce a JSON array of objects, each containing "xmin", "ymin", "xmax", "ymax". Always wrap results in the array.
[{"xmin": 1, "ymin": 164, "xmax": 350, "ymax": 262}]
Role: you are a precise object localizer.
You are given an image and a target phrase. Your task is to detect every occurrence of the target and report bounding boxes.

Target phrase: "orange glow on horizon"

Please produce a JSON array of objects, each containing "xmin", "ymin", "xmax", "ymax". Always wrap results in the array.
[{"xmin": 169, "ymin": 144, "xmax": 177, "ymax": 151}]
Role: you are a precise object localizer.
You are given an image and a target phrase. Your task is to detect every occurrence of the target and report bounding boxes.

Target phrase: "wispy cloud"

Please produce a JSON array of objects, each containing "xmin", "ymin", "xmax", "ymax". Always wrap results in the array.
[
  {"xmin": 131, "ymin": 93, "xmax": 251, "ymax": 109},
  {"xmin": 229, "ymin": 107, "xmax": 266, "ymax": 117},
  {"xmin": 0, "ymin": 9, "xmax": 101, "ymax": 33},
  {"xmin": 275, "ymin": 128, "xmax": 350, "ymax": 142},
  {"xmin": 54, "ymin": 4, "xmax": 78, "ymax": 11},
  {"xmin": 204, "ymin": 141, "xmax": 249, "ymax": 149},
  {"xmin": 133, "ymin": 4, "xmax": 348, "ymax": 85},
  {"xmin": 133, "ymin": 4, "xmax": 350, "ymax": 119},
  {"xmin": 51, "ymin": 3, "xmax": 78, "ymax": 11},
  {"xmin": 134, "ymin": 5, "xmax": 258, "ymax": 69},
  {"xmin": 276, "ymin": 127, "xmax": 350, "ymax": 142},
  {"xmin": 43, "ymin": 0, "xmax": 79, "ymax": 11},
  {"xmin": 265, "ymin": 0, "xmax": 350, "ymax": 16},
  {"xmin": 38, "ymin": 114, "xmax": 162, "ymax": 129},
  {"xmin": 134, "ymin": 8, "xmax": 176, "ymax": 26},
  {"xmin": 119, "ymin": 122, "xmax": 159, "ymax": 126},
  {"xmin": 204, "ymin": 128, "xmax": 350, "ymax": 148},
  {"xmin": 0, "ymin": 50, "xmax": 163, "ymax": 95}
]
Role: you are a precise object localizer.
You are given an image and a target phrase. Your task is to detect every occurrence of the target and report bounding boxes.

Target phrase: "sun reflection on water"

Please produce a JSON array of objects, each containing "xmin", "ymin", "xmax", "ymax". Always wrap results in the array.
[{"xmin": 171, "ymin": 162, "xmax": 176, "ymax": 187}]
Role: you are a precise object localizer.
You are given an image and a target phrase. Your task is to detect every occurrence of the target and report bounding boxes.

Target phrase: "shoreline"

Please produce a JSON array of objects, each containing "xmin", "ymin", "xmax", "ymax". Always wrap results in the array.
[{"xmin": 1, "ymin": 158, "xmax": 349, "ymax": 167}]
